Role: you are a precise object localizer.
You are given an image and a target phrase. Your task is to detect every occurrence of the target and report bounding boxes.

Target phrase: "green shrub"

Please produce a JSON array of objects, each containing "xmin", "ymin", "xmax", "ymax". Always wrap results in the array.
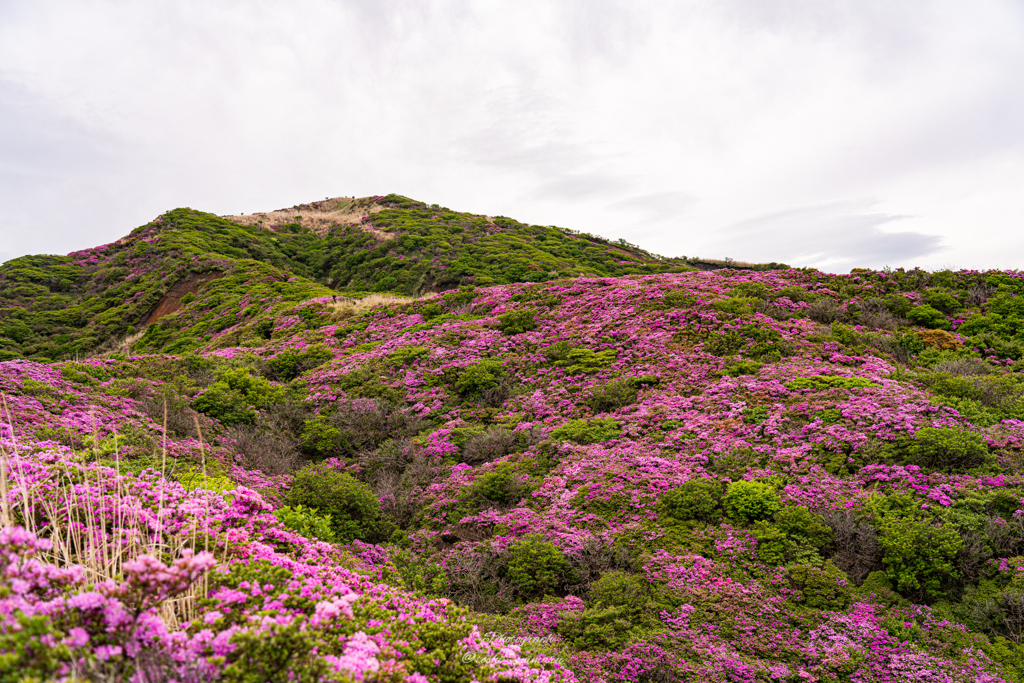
[
  {"xmin": 332, "ymin": 364, "xmax": 403, "ymax": 403},
  {"xmin": 663, "ymin": 291, "xmax": 696, "ymax": 308},
  {"xmin": 712, "ymin": 297, "xmax": 758, "ymax": 316},
  {"xmin": 380, "ymin": 547, "xmax": 449, "ymax": 596},
  {"xmin": 852, "ymin": 570, "xmax": 904, "ymax": 607},
  {"xmin": 266, "ymin": 344, "xmax": 333, "ymax": 381},
  {"xmin": 729, "ymin": 282, "xmax": 770, "ymax": 299},
  {"xmin": 60, "ymin": 361, "xmax": 111, "ymax": 383},
  {"xmin": 705, "ymin": 324, "xmax": 789, "ymax": 360},
  {"xmin": 298, "ymin": 305, "xmax": 329, "ymax": 329},
  {"xmin": 285, "ymin": 463, "xmax": 388, "ymax": 542},
  {"xmin": 300, "ymin": 416, "xmax": 343, "ymax": 458},
  {"xmin": 504, "ymin": 534, "xmax": 571, "ymax": 597},
  {"xmin": 924, "ymin": 287, "xmax": 961, "ymax": 314},
  {"xmin": 784, "ymin": 375, "xmax": 880, "ymax": 391},
  {"xmin": 742, "ymin": 405, "xmax": 770, "ymax": 425},
  {"xmin": 557, "ymin": 569, "xmax": 667, "ymax": 651},
  {"xmin": 273, "ymin": 504, "xmax": 337, "ymax": 542},
  {"xmin": 332, "ymin": 321, "xmax": 368, "ymax": 340},
  {"xmin": 907, "ymin": 304, "xmax": 951, "ymax": 330},
  {"xmin": 878, "ymin": 514, "xmax": 963, "ymax": 600},
  {"xmin": 473, "ymin": 462, "xmax": 528, "ymax": 505},
  {"xmin": 0, "ymin": 319, "xmax": 31, "ymax": 344},
  {"xmin": 560, "ymin": 348, "xmax": 618, "ymax": 375},
  {"xmin": 788, "ymin": 561, "xmax": 852, "ymax": 610},
  {"xmin": 902, "ymin": 426, "xmax": 990, "ymax": 472},
  {"xmin": 254, "ymin": 318, "xmax": 275, "ymax": 339},
  {"xmin": 830, "ymin": 321, "xmax": 857, "ymax": 345},
  {"xmin": 420, "ymin": 302, "xmax": 444, "ymax": 319},
  {"xmin": 390, "ymin": 345, "xmax": 428, "ymax": 366},
  {"xmin": 752, "ymin": 523, "xmax": 791, "ymax": 566},
  {"xmin": 583, "ymin": 379, "xmax": 640, "ymax": 413},
  {"xmin": 707, "ymin": 446, "xmax": 769, "ymax": 480},
  {"xmin": 497, "ymin": 308, "xmax": 538, "ymax": 335},
  {"xmin": 441, "ymin": 286, "xmax": 477, "ymax": 307},
  {"xmin": 454, "ymin": 360, "xmax": 504, "ymax": 397},
  {"xmin": 589, "ymin": 570, "xmax": 651, "ymax": 612},
  {"xmin": 192, "ymin": 368, "xmax": 284, "ymax": 426},
  {"xmin": 723, "ymin": 480, "xmax": 781, "ymax": 523},
  {"xmin": 544, "ymin": 340, "xmax": 573, "ymax": 364},
  {"xmin": 715, "ymin": 360, "xmax": 763, "ymax": 377},
  {"xmin": 754, "ymin": 506, "xmax": 834, "ymax": 566},
  {"xmin": 774, "ymin": 505, "xmax": 833, "ymax": 550},
  {"xmin": 661, "ymin": 478, "xmax": 723, "ymax": 521},
  {"xmin": 550, "ymin": 418, "xmax": 621, "ymax": 444},
  {"xmin": 557, "ymin": 605, "xmax": 635, "ymax": 650}
]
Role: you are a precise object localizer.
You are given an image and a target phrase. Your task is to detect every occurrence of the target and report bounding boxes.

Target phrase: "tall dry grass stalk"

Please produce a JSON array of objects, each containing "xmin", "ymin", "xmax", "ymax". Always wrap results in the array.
[{"xmin": 0, "ymin": 392, "xmax": 211, "ymax": 629}]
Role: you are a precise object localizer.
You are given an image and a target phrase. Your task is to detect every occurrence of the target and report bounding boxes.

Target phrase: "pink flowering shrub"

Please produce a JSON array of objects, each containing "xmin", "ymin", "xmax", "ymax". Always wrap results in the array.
[{"xmin": 5, "ymin": 211, "xmax": 1024, "ymax": 680}]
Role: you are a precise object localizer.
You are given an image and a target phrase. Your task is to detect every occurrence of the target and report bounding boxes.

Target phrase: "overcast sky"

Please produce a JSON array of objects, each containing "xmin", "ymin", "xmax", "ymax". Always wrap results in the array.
[{"xmin": 1, "ymin": 0, "xmax": 1023, "ymax": 272}]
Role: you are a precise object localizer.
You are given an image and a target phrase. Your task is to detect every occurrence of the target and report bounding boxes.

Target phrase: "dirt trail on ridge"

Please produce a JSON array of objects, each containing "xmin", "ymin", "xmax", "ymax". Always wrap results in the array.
[{"xmin": 222, "ymin": 196, "xmax": 391, "ymax": 239}]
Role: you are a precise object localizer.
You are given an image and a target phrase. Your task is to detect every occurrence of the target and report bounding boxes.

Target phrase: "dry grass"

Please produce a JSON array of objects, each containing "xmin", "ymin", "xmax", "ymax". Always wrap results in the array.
[
  {"xmin": 223, "ymin": 195, "xmax": 389, "ymax": 238},
  {"xmin": 0, "ymin": 395, "xmax": 214, "ymax": 630},
  {"xmin": 327, "ymin": 292, "xmax": 432, "ymax": 316},
  {"xmin": 114, "ymin": 329, "xmax": 146, "ymax": 355}
]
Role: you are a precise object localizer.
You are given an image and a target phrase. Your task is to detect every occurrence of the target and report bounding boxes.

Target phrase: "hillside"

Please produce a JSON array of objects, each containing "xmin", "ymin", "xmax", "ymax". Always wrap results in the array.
[
  {"xmin": 2, "ymin": 197, "xmax": 1024, "ymax": 681},
  {"xmin": 1, "ymin": 194, "xmax": 753, "ymax": 362}
]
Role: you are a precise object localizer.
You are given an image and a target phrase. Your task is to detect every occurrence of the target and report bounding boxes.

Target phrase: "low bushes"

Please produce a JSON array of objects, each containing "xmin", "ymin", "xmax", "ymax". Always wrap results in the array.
[
  {"xmin": 285, "ymin": 463, "xmax": 389, "ymax": 542},
  {"xmin": 497, "ymin": 309, "xmax": 538, "ymax": 335},
  {"xmin": 788, "ymin": 561, "xmax": 852, "ymax": 610},
  {"xmin": 461, "ymin": 426, "xmax": 519, "ymax": 465},
  {"xmin": 878, "ymin": 514, "xmax": 963, "ymax": 601},
  {"xmin": 550, "ymin": 418, "xmax": 621, "ymax": 444},
  {"xmin": 266, "ymin": 343, "xmax": 333, "ymax": 381},
  {"xmin": 785, "ymin": 375, "xmax": 881, "ymax": 391},
  {"xmin": 754, "ymin": 505, "xmax": 834, "ymax": 566},
  {"xmin": 273, "ymin": 504, "xmax": 337, "ymax": 542},
  {"xmin": 454, "ymin": 360, "xmax": 505, "ymax": 397},
  {"xmin": 504, "ymin": 534, "xmax": 572, "ymax": 598},
  {"xmin": 583, "ymin": 379, "xmax": 639, "ymax": 414},
  {"xmin": 192, "ymin": 368, "xmax": 283, "ymax": 426},
  {"xmin": 722, "ymin": 480, "xmax": 781, "ymax": 523},
  {"xmin": 300, "ymin": 402, "xmax": 426, "ymax": 459},
  {"xmin": 901, "ymin": 427, "xmax": 991, "ymax": 472},
  {"xmin": 660, "ymin": 478, "xmax": 723, "ymax": 522}
]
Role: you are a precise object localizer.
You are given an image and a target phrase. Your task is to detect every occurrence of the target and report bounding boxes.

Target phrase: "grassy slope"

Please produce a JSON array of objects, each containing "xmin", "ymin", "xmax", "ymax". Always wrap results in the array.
[
  {"xmin": 2, "ymin": 194, "xmax": 737, "ymax": 362},
  {"xmin": 4, "ymin": 197, "xmax": 1024, "ymax": 680}
]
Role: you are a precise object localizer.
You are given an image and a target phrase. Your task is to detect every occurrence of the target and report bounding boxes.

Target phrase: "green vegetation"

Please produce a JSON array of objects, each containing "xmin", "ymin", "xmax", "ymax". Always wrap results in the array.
[
  {"xmin": 10, "ymin": 196, "xmax": 1024, "ymax": 681},
  {"xmin": 285, "ymin": 463, "xmax": 389, "ymax": 542},
  {"xmin": 785, "ymin": 376, "xmax": 882, "ymax": 391},
  {"xmin": 722, "ymin": 480, "xmax": 782, "ymax": 523},
  {"xmin": 0, "ymin": 195, "xmax": 696, "ymax": 360},
  {"xmin": 550, "ymin": 418, "xmax": 621, "ymax": 444},
  {"xmin": 192, "ymin": 368, "xmax": 284, "ymax": 426},
  {"xmin": 273, "ymin": 504, "xmax": 337, "ymax": 542},
  {"xmin": 504, "ymin": 534, "xmax": 572, "ymax": 597},
  {"xmin": 660, "ymin": 478, "xmax": 723, "ymax": 521}
]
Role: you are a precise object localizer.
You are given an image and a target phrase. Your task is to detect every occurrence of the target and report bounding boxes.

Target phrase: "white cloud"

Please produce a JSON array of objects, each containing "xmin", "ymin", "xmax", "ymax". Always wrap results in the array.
[
  {"xmin": 0, "ymin": 0, "xmax": 1022, "ymax": 271},
  {"xmin": 693, "ymin": 200, "xmax": 943, "ymax": 270}
]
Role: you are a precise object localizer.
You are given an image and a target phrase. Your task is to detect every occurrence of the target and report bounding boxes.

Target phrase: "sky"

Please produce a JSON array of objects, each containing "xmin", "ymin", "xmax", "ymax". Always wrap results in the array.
[{"xmin": 1, "ymin": 0, "xmax": 1023, "ymax": 273}]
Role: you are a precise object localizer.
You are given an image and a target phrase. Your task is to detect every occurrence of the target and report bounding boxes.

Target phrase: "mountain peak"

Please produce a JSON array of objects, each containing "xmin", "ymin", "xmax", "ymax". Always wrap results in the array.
[{"xmin": 222, "ymin": 195, "xmax": 387, "ymax": 237}]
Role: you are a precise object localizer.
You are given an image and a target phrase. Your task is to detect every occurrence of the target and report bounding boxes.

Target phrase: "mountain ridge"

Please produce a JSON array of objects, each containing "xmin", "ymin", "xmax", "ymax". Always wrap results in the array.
[
  {"xmin": 0, "ymin": 193, "xmax": 787, "ymax": 361},
  {"xmin": 3, "ymin": 194, "xmax": 1024, "ymax": 681}
]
